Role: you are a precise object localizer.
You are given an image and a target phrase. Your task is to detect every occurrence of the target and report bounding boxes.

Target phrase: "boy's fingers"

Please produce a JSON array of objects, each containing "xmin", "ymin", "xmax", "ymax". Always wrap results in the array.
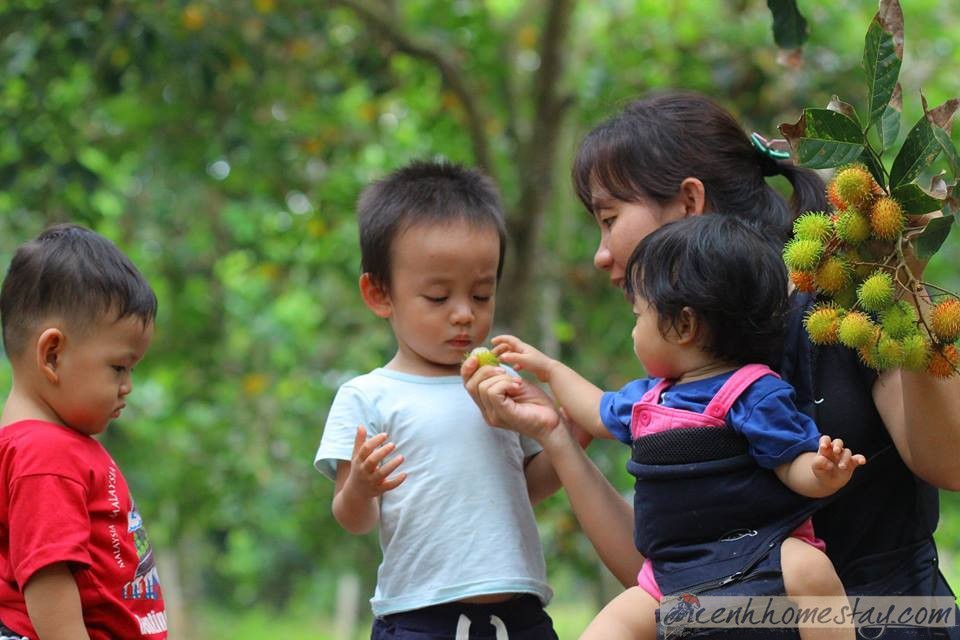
[
  {"xmin": 377, "ymin": 454, "xmax": 405, "ymax": 478},
  {"xmin": 461, "ymin": 356, "xmax": 479, "ymax": 380},
  {"xmin": 362, "ymin": 441, "xmax": 396, "ymax": 472},
  {"xmin": 356, "ymin": 433, "xmax": 389, "ymax": 464},
  {"xmin": 852, "ymin": 453, "xmax": 867, "ymax": 466},
  {"xmin": 380, "ymin": 472, "xmax": 407, "ymax": 492},
  {"xmin": 352, "ymin": 425, "xmax": 368, "ymax": 455}
]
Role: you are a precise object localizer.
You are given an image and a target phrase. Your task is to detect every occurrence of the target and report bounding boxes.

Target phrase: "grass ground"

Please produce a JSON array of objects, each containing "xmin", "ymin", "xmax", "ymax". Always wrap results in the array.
[{"xmin": 196, "ymin": 599, "xmax": 595, "ymax": 639}]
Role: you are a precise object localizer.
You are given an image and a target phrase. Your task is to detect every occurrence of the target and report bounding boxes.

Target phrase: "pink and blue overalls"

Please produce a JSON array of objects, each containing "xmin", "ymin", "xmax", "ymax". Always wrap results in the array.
[{"xmin": 623, "ymin": 364, "xmax": 824, "ymax": 609}]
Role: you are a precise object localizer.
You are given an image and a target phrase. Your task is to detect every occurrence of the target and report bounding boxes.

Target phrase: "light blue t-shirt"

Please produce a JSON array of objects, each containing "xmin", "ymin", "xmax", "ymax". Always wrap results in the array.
[{"xmin": 315, "ymin": 368, "xmax": 552, "ymax": 617}]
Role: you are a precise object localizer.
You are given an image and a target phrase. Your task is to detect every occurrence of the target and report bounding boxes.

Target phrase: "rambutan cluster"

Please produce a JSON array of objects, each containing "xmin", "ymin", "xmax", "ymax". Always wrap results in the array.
[{"xmin": 787, "ymin": 164, "xmax": 959, "ymax": 378}]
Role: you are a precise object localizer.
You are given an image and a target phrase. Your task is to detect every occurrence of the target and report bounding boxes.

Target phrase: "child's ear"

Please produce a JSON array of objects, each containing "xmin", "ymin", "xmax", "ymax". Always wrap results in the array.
[
  {"xmin": 672, "ymin": 307, "xmax": 701, "ymax": 345},
  {"xmin": 359, "ymin": 273, "xmax": 392, "ymax": 319},
  {"xmin": 36, "ymin": 328, "xmax": 65, "ymax": 384}
]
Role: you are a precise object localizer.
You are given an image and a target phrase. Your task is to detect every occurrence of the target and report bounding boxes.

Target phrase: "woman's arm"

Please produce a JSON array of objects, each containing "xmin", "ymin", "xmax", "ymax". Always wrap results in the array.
[
  {"xmin": 873, "ymin": 368, "xmax": 960, "ymax": 490},
  {"xmin": 463, "ymin": 359, "xmax": 644, "ymax": 586}
]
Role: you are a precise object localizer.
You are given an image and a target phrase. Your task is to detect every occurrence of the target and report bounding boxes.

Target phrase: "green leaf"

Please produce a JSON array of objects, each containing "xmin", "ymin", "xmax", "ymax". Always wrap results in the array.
[
  {"xmin": 859, "ymin": 149, "xmax": 887, "ymax": 189},
  {"xmin": 827, "ymin": 95, "xmax": 860, "ymax": 126},
  {"xmin": 889, "ymin": 113, "xmax": 942, "ymax": 190},
  {"xmin": 933, "ymin": 127, "xmax": 960, "ymax": 176},
  {"xmin": 878, "ymin": 83, "xmax": 903, "ymax": 152},
  {"xmin": 766, "ymin": 0, "xmax": 808, "ymax": 49},
  {"xmin": 913, "ymin": 214, "xmax": 955, "ymax": 260},
  {"xmin": 891, "ymin": 183, "xmax": 943, "ymax": 216},
  {"xmin": 862, "ymin": 2, "xmax": 903, "ymax": 128},
  {"xmin": 779, "ymin": 109, "xmax": 865, "ymax": 169}
]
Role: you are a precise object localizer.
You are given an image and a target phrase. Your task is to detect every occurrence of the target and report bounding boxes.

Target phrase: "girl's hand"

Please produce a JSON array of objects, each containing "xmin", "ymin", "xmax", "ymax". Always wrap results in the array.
[
  {"xmin": 491, "ymin": 334, "xmax": 556, "ymax": 382},
  {"xmin": 812, "ymin": 435, "xmax": 867, "ymax": 492}
]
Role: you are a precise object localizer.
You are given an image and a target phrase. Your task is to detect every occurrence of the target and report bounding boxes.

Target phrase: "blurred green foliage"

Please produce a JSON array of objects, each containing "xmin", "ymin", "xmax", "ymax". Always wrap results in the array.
[{"xmin": 0, "ymin": 0, "xmax": 958, "ymax": 631}]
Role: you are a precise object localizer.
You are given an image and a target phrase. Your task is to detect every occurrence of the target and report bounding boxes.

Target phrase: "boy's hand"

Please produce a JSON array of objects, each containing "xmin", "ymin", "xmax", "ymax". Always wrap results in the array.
[
  {"xmin": 346, "ymin": 425, "xmax": 406, "ymax": 498},
  {"xmin": 492, "ymin": 334, "xmax": 556, "ymax": 382},
  {"xmin": 812, "ymin": 435, "xmax": 866, "ymax": 492}
]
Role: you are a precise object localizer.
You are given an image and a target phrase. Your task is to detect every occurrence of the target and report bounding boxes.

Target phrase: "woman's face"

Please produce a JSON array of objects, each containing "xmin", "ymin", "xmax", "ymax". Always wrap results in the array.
[{"xmin": 590, "ymin": 185, "xmax": 688, "ymax": 289}]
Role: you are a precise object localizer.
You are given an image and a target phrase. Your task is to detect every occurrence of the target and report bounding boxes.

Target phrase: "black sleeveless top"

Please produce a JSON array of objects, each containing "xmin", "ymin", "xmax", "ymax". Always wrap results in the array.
[{"xmin": 781, "ymin": 293, "xmax": 947, "ymax": 589}]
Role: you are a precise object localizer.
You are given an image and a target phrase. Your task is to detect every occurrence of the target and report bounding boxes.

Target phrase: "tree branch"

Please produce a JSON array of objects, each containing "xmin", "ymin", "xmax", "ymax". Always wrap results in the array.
[
  {"xmin": 499, "ymin": 0, "xmax": 577, "ymax": 328},
  {"xmin": 331, "ymin": 0, "xmax": 495, "ymax": 176}
]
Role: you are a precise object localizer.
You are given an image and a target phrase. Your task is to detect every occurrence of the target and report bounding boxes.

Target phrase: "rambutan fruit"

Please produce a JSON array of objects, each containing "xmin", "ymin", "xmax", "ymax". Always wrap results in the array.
[
  {"xmin": 858, "ymin": 344, "xmax": 880, "ymax": 370},
  {"xmin": 804, "ymin": 304, "xmax": 842, "ymax": 345},
  {"xmin": 838, "ymin": 311, "xmax": 878, "ymax": 349},
  {"xmin": 827, "ymin": 181, "xmax": 845, "ymax": 210},
  {"xmin": 834, "ymin": 209, "xmax": 872, "ymax": 246},
  {"xmin": 930, "ymin": 298, "xmax": 960, "ymax": 343},
  {"xmin": 873, "ymin": 332, "xmax": 905, "ymax": 369},
  {"xmin": 857, "ymin": 271, "xmax": 895, "ymax": 312},
  {"xmin": 833, "ymin": 164, "xmax": 876, "ymax": 210},
  {"xmin": 783, "ymin": 238, "xmax": 824, "ymax": 272},
  {"xmin": 790, "ymin": 270, "xmax": 817, "ymax": 294},
  {"xmin": 880, "ymin": 300, "xmax": 919, "ymax": 340},
  {"xmin": 793, "ymin": 212, "xmax": 834, "ymax": 243},
  {"xmin": 901, "ymin": 334, "xmax": 932, "ymax": 371},
  {"xmin": 926, "ymin": 344, "xmax": 959, "ymax": 379},
  {"xmin": 869, "ymin": 197, "xmax": 905, "ymax": 241},
  {"xmin": 815, "ymin": 255, "xmax": 852, "ymax": 296}
]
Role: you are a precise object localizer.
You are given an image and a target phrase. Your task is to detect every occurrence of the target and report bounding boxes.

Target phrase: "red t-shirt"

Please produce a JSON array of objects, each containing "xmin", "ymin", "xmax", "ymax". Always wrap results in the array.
[{"xmin": 0, "ymin": 420, "xmax": 167, "ymax": 638}]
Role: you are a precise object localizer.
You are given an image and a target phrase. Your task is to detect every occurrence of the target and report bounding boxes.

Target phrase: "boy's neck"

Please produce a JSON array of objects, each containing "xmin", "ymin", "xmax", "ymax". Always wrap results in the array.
[
  {"xmin": 383, "ymin": 352, "xmax": 461, "ymax": 377},
  {"xmin": 1, "ymin": 380, "xmax": 64, "ymax": 430}
]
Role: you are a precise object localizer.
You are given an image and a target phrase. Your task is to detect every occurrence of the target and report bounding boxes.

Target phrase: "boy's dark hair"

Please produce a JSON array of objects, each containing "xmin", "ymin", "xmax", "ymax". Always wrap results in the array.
[
  {"xmin": 572, "ymin": 90, "xmax": 828, "ymax": 242},
  {"xmin": 1, "ymin": 224, "xmax": 157, "ymax": 358},
  {"xmin": 624, "ymin": 215, "xmax": 788, "ymax": 368},
  {"xmin": 357, "ymin": 160, "xmax": 507, "ymax": 289}
]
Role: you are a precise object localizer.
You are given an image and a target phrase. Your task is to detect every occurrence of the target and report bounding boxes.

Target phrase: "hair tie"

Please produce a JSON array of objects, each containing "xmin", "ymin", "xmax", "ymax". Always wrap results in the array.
[{"xmin": 750, "ymin": 132, "xmax": 790, "ymax": 177}]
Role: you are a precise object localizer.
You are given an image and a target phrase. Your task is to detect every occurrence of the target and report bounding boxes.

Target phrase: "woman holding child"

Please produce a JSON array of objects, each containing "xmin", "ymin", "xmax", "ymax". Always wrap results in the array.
[{"xmin": 463, "ymin": 91, "xmax": 960, "ymax": 638}]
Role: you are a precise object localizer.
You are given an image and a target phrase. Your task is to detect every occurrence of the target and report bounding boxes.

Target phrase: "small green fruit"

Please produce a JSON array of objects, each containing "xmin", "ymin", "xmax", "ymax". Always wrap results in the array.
[
  {"xmin": 880, "ymin": 301, "xmax": 919, "ymax": 340},
  {"xmin": 469, "ymin": 347, "xmax": 500, "ymax": 367},
  {"xmin": 857, "ymin": 271, "xmax": 895, "ymax": 313},
  {"xmin": 901, "ymin": 334, "xmax": 931, "ymax": 371},
  {"xmin": 838, "ymin": 311, "xmax": 877, "ymax": 349},
  {"xmin": 793, "ymin": 212, "xmax": 833, "ymax": 243},
  {"xmin": 834, "ymin": 209, "xmax": 872, "ymax": 246},
  {"xmin": 783, "ymin": 238, "xmax": 824, "ymax": 272},
  {"xmin": 804, "ymin": 304, "xmax": 841, "ymax": 345}
]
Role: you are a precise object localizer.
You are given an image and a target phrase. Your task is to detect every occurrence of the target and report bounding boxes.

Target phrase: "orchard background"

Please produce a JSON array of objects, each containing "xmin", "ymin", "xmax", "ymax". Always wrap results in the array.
[{"xmin": 1, "ymin": 1, "xmax": 958, "ymax": 637}]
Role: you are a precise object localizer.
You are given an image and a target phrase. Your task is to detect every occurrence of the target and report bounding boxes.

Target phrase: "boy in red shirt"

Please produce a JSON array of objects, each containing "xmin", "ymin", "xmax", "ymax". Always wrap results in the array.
[{"xmin": 0, "ymin": 224, "xmax": 166, "ymax": 639}]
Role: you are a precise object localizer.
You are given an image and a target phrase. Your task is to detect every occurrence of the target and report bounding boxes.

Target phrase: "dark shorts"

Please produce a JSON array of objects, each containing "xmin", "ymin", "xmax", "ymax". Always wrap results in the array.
[
  {"xmin": 371, "ymin": 594, "xmax": 558, "ymax": 640},
  {"xmin": 0, "ymin": 623, "xmax": 28, "ymax": 640}
]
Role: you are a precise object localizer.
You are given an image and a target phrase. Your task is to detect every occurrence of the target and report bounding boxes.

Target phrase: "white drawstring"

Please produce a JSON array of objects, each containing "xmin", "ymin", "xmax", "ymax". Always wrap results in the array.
[
  {"xmin": 455, "ymin": 614, "xmax": 471, "ymax": 640},
  {"xmin": 453, "ymin": 613, "xmax": 510, "ymax": 639},
  {"xmin": 490, "ymin": 614, "xmax": 509, "ymax": 640}
]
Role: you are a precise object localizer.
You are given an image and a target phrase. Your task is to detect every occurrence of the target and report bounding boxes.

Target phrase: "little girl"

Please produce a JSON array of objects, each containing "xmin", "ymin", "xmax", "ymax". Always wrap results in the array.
[{"xmin": 492, "ymin": 215, "xmax": 864, "ymax": 639}]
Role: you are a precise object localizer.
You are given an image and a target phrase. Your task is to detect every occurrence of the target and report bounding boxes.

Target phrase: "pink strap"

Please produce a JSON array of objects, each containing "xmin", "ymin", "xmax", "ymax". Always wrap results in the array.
[
  {"xmin": 640, "ymin": 378, "xmax": 674, "ymax": 403},
  {"xmin": 701, "ymin": 364, "xmax": 779, "ymax": 420}
]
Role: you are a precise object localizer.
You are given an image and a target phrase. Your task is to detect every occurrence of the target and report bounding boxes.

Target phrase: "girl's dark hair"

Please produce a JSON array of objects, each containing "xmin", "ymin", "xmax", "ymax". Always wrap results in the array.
[
  {"xmin": 573, "ymin": 90, "xmax": 828, "ymax": 241},
  {"xmin": 1, "ymin": 224, "xmax": 157, "ymax": 357},
  {"xmin": 624, "ymin": 215, "xmax": 788, "ymax": 368},
  {"xmin": 357, "ymin": 160, "xmax": 507, "ymax": 290}
]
